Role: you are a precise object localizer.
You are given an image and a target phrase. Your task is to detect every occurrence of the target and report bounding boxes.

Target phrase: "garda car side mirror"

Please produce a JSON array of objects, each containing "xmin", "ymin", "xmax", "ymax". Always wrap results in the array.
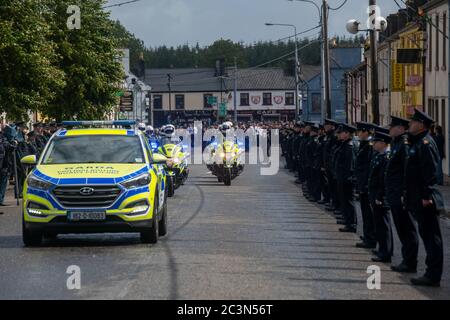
[
  {"xmin": 152, "ymin": 153, "xmax": 168, "ymax": 164},
  {"xmin": 21, "ymin": 155, "xmax": 37, "ymax": 166}
]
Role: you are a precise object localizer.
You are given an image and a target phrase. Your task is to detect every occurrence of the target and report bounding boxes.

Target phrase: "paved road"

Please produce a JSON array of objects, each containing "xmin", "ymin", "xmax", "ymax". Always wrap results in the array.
[{"xmin": 0, "ymin": 163, "xmax": 449, "ymax": 299}]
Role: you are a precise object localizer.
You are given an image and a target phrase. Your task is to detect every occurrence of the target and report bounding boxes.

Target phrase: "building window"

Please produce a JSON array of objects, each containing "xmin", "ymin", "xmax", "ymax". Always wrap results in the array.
[
  {"xmin": 262, "ymin": 93, "xmax": 272, "ymax": 106},
  {"xmin": 240, "ymin": 93, "xmax": 249, "ymax": 106},
  {"xmin": 153, "ymin": 94, "xmax": 163, "ymax": 109},
  {"xmin": 285, "ymin": 92, "xmax": 295, "ymax": 105},
  {"xmin": 443, "ymin": 12, "xmax": 447, "ymax": 70},
  {"xmin": 436, "ymin": 13, "xmax": 440, "ymax": 70},
  {"xmin": 204, "ymin": 94, "xmax": 213, "ymax": 108},
  {"xmin": 312, "ymin": 93, "xmax": 321, "ymax": 113},
  {"xmin": 429, "ymin": 20, "xmax": 433, "ymax": 71},
  {"xmin": 175, "ymin": 94, "xmax": 185, "ymax": 109}
]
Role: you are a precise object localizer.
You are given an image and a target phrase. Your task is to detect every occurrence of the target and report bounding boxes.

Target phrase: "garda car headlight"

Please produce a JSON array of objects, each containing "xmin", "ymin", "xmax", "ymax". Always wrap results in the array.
[
  {"xmin": 27, "ymin": 201, "xmax": 49, "ymax": 217},
  {"xmin": 27, "ymin": 174, "xmax": 54, "ymax": 190},
  {"xmin": 120, "ymin": 173, "xmax": 151, "ymax": 189},
  {"xmin": 125, "ymin": 200, "xmax": 149, "ymax": 216}
]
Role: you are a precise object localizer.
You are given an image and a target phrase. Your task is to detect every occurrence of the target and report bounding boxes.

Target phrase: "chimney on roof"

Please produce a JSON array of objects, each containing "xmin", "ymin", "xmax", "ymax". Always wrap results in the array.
[{"xmin": 215, "ymin": 58, "xmax": 225, "ymax": 77}]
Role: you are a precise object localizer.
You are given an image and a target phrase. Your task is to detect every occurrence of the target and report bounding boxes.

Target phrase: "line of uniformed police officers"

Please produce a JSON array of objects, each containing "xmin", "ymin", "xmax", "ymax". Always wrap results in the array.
[{"xmin": 280, "ymin": 108, "xmax": 444, "ymax": 287}]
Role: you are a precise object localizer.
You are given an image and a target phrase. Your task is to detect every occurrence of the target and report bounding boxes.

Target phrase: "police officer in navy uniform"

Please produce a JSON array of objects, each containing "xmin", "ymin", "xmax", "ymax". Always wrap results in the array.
[
  {"xmin": 317, "ymin": 124, "xmax": 327, "ymax": 204},
  {"xmin": 386, "ymin": 116, "xmax": 419, "ymax": 273},
  {"xmin": 322, "ymin": 119, "xmax": 337, "ymax": 207},
  {"xmin": 334, "ymin": 124, "xmax": 357, "ymax": 232},
  {"xmin": 369, "ymin": 130, "xmax": 393, "ymax": 262},
  {"xmin": 308, "ymin": 123, "xmax": 322, "ymax": 201},
  {"xmin": 354, "ymin": 122, "xmax": 377, "ymax": 248},
  {"xmin": 300, "ymin": 122, "xmax": 312, "ymax": 197},
  {"xmin": 405, "ymin": 109, "xmax": 443, "ymax": 287}
]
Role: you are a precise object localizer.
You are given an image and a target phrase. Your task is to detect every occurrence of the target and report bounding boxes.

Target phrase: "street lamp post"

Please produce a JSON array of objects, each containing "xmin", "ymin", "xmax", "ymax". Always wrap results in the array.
[
  {"xmin": 346, "ymin": 0, "xmax": 387, "ymax": 125},
  {"xmin": 265, "ymin": 23, "xmax": 300, "ymax": 121}
]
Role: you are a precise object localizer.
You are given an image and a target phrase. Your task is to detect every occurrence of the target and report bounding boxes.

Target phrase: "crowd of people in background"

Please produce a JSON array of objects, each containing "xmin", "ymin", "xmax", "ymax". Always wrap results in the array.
[
  {"xmin": 0, "ymin": 122, "xmax": 61, "ymax": 212},
  {"xmin": 279, "ymin": 110, "xmax": 445, "ymax": 288}
]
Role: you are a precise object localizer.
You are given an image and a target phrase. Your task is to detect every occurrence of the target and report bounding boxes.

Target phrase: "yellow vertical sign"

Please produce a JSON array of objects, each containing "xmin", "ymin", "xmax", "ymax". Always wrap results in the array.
[{"xmin": 391, "ymin": 62, "xmax": 405, "ymax": 92}]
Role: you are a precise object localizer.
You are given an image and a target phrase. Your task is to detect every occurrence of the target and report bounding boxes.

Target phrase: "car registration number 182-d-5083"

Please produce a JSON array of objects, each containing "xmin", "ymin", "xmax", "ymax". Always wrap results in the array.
[{"xmin": 67, "ymin": 211, "xmax": 106, "ymax": 221}]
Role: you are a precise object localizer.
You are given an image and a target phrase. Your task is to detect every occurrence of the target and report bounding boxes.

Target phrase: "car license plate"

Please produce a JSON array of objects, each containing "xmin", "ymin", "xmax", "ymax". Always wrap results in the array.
[{"xmin": 68, "ymin": 211, "xmax": 106, "ymax": 222}]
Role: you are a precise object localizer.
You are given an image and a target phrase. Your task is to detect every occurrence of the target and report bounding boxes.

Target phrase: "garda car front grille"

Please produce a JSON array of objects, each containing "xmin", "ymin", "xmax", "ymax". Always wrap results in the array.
[{"xmin": 52, "ymin": 185, "xmax": 122, "ymax": 208}]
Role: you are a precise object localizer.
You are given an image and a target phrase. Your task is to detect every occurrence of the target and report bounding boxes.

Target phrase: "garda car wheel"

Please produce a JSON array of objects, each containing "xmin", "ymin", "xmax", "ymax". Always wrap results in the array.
[
  {"xmin": 140, "ymin": 196, "xmax": 159, "ymax": 244},
  {"xmin": 22, "ymin": 219, "xmax": 43, "ymax": 247},
  {"xmin": 224, "ymin": 168, "xmax": 232, "ymax": 186},
  {"xmin": 167, "ymin": 175, "xmax": 175, "ymax": 197},
  {"xmin": 43, "ymin": 233, "xmax": 58, "ymax": 240},
  {"xmin": 158, "ymin": 200, "xmax": 168, "ymax": 236}
]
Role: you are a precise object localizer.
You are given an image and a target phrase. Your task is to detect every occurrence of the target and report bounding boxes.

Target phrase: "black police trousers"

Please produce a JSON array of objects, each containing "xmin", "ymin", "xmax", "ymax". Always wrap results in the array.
[
  {"xmin": 309, "ymin": 168, "xmax": 322, "ymax": 201},
  {"xmin": 411, "ymin": 206, "xmax": 444, "ymax": 282},
  {"xmin": 372, "ymin": 203, "xmax": 393, "ymax": 258},
  {"xmin": 390, "ymin": 204, "xmax": 419, "ymax": 267},
  {"xmin": 328, "ymin": 172, "xmax": 340, "ymax": 209},
  {"xmin": 337, "ymin": 180, "xmax": 355, "ymax": 226},
  {"xmin": 359, "ymin": 192, "xmax": 376, "ymax": 245},
  {"xmin": 321, "ymin": 169, "xmax": 330, "ymax": 203}
]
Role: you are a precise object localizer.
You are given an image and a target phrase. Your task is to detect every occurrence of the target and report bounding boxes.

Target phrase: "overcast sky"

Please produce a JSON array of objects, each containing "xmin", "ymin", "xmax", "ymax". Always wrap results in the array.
[{"xmin": 107, "ymin": 0, "xmax": 402, "ymax": 48}]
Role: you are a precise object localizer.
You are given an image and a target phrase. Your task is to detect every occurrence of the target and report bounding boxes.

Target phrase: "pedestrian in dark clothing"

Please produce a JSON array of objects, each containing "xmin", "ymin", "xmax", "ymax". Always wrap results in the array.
[
  {"xmin": 369, "ymin": 131, "xmax": 393, "ymax": 263},
  {"xmin": 334, "ymin": 124, "xmax": 357, "ymax": 233},
  {"xmin": 323, "ymin": 119, "xmax": 339, "ymax": 211},
  {"xmin": 307, "ymin": 123, "xmax": 321, "ymax": 201},
  {"xmin": 431, "ymin": 125, "xmax": 445, "ymax": 185},
  {"xmin": 354, "ymin": 122, "xmax": 377, "ymax": 248},
  {"xmin": 322, "ymin": 119, "xmax": 337, "ymax": 206},
  {"xmin": 405, "ymin": 109, "xmax": 444, "ymax": 287},
  {"xmin": 387, "ymin": 116, "xmax": 419, "ymax": 273}
]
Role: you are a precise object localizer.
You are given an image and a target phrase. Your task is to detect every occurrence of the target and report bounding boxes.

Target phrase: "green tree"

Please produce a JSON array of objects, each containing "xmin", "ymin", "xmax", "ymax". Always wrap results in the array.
[
  {"xmin": 43, "ymin": 0, "xmax": 124, "ymax": 121},
  {"xmin": 0, "ymin": 0, "xmax": 64, "ymax": 120},
  {"xmin": 201, "ymin": 39, "xmax": 247, "ymax": 68}
]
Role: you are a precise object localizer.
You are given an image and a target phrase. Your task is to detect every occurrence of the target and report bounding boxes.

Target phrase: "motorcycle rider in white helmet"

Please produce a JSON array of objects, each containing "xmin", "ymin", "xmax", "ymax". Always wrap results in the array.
[{"xmin": 137, "ymin": 122, "xmax": 146, "ymax": 132}]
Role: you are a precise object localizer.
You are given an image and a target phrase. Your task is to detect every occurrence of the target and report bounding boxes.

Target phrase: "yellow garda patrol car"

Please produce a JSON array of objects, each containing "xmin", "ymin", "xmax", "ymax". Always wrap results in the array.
[{"xmin": 20, "ymin": 121, "xmax": 169, "ymax": 246}]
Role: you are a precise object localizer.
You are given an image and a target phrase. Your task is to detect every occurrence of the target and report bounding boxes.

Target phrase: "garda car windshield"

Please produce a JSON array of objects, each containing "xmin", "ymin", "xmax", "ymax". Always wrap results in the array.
[{"xmin": 41, "ymin": 135, "xmax": 145, "ymax": 164}]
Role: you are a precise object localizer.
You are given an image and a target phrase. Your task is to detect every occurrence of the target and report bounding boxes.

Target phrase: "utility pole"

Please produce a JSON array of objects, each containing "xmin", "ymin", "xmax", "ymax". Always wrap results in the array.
[
  {"xmin": 167, "ymin": 73, "xmax": 172, "ymax": 124},
  {"xmin": 369, "ymin": 0, "xmax": 380, "ymax": 124},
  {"xmin": 322, "ymin": 0, "xmax": 332, "ymax": 119},
  {"xmin": 293, "ymin": 26, "xmax": 300, "ymax": 121},
  {"xmin": 233, "ymin": 57, "xmax": 238, "ymax": 123}
]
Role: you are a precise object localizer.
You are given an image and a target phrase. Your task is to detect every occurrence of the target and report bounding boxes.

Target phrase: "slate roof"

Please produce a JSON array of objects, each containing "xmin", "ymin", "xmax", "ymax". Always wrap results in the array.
[{"xmin": 144, "ymin": 66, "xmax": 320, "ymax": 93}]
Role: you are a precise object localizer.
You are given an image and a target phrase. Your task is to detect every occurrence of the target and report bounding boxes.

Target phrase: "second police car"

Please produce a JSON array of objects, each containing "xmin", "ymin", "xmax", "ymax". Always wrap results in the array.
[{"xmin": 20, "ymin": 121, "xmax": 169, "ymax": 246}]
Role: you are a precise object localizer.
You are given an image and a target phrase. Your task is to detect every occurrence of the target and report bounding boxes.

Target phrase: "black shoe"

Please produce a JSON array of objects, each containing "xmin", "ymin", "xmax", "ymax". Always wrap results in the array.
[
  {"xmin": 355, "ymin": 242, "xmax": 377, "ymax": 249},
  {"xmin": 317, "ymin": 199, "xmax": 326, "ymax": 204},
  {"xmin": 372, "ymin": 249, "xmax": 379, "ymax": 255},
  {"xmin": 391, "ymin": 263, "xmax": 417, "ymax": 273},
  {"xmin": 339, "ymin": 226, "xmax": 356, "ymax": 233},
  {"xmin": 372, "ymin": 256, "xmax": 391, "ymax": 263},
  {"xmin": 309, "ymin": 198, "xmax": 317, "ymax": 202},
  {"xmin": 410, "ymin": 276, "xmax": 440, "ymax": 287}
]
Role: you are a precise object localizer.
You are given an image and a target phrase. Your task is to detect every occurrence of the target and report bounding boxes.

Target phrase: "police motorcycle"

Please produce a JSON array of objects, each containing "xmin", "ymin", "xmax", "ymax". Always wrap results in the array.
[
  {"xmin": 210, "ymin": 122, "xmax": 244, "ymax": 186},
  {"xmin": 156, "ymin": 125, "xmax": 189, "ymax": 197}
]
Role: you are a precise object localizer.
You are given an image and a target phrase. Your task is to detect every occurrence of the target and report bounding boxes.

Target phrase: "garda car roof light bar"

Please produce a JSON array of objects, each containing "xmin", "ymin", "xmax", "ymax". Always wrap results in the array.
[{"xmin": 61, "ymin": 120, "xmax": 137, "ymax": 128}]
